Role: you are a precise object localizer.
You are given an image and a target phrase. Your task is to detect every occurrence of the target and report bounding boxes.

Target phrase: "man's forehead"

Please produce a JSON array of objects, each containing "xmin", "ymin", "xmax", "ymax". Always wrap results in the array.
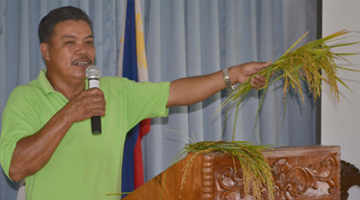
[
  {"xmin": 54, "ymin": 20, "xmax": 92, "ymax": 29},
  {"xmin": 53, "ymin": 20, "xmax": 93, "ymax": 37}
]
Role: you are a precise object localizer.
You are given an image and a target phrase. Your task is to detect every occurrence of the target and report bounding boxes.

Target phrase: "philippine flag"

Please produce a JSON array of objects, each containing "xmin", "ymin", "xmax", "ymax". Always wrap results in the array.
[{"xmin": 118, "ymin": 0, "xmax": 150, "ymax": 196}]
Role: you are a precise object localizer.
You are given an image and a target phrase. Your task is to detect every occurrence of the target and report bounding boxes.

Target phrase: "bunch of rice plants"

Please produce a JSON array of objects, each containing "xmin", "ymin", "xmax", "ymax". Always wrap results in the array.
[
  {"xmin": 223, "ymin": 30, "xmax": 359, "ymax": 139},
  {"xmin": 175, "ymin": 141, "xmax": 274, "ymax": 200}
]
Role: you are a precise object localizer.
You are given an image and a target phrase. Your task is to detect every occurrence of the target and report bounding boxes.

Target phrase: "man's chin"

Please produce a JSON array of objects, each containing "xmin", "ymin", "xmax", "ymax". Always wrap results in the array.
[
  {"xmin": 72, "ymin": 66, "xmax": 88, "ymax": 77},
  {"xmin": 73, "ymin": 64, "xmax": 90, "ymax": 72}
]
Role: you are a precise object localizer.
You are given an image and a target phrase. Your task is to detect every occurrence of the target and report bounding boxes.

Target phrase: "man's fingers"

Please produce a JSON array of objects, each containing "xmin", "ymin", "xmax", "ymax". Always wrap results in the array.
[
  {"xmin": 84, "ymin": 92, "xmax": 106, "ymax": 116},
  {"xmin": 82, "ymin": 88, "xmax": 106, "ymax": 105},
  {"xmin": 252, "ymin": 75, "xmax": 265, "ymax": 84},
  {"xmin": 86, "ymin": 88, "xmax": 105, "ymax": 97},
  {"xmin": 65, "ymin": 88, "xmax": 107, "ymax": 122},
  {"xmin": 233, "ymin": 60, "xmax": 272, "ymax": 87},
  {"xmin": 256, "ymin": 60, "xmax": 272, "ymax": 71},
  {"xmin": 89, "ymin": 107, "xmax": 106, "ymax": 116},
  {"xmin": 255, "ymin": 74, "xmax": 266, "ymax": 83},
  {"xmin": 250, "ymin": 74, "xmax": 269, "ymax": 90}
]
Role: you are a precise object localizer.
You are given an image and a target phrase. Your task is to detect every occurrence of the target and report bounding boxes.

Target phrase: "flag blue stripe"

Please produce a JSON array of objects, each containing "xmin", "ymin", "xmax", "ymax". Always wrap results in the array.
[
  {"xmin": 122, "ymin": 0, "xmax": 138, "ymax": 82},
  {"xmin": 121, "ymin": 0, "xmax": 138, "ymax": 196}
]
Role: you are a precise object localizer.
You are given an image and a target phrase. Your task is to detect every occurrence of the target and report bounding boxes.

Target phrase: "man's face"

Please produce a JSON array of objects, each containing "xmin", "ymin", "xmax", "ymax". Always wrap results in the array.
[{"xmin": 41, "ymin": 20, "xmax": 95, "ymax": 83}]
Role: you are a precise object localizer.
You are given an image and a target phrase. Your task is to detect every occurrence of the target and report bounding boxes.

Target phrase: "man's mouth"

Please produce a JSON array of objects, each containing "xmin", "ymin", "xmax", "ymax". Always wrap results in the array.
[{"xmin": 72, "ymin": 57, "xmax": 92, "ymax": 66}]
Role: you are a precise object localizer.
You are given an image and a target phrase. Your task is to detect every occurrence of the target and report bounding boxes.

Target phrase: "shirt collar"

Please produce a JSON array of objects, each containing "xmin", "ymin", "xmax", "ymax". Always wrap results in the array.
[
  {"xmin": 37, "ymin": 69, "xmax": 57, "ymax": 95},
  {"xmin": 36, "ymin": 69, "xmax": 89, "ymax": 95}
]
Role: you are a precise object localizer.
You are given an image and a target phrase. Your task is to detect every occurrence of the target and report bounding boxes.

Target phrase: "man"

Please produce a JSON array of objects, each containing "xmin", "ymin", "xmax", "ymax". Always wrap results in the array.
[{"xmin": 0, "ymin": 6, "xmax": 270, "ymax": 200}]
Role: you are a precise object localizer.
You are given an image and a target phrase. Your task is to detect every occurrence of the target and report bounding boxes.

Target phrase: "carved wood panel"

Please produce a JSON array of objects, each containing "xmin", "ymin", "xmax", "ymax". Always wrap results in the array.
[
  {"xmin": 123, "ymin": 145, "xmax": 340, "ymax": 200},
  {"xmin": 201, "ymin": 146, "xmax": 340, "ymax": 200}
]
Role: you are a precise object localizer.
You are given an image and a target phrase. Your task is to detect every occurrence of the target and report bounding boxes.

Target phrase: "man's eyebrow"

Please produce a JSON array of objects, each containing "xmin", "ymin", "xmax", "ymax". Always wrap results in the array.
[
  {"xmin": 61, "ymin": 35, "xmax": 94, "ymax": 39},
  {"xmin": 85, "ymin": 35, "xmax": 94, "ymax": 39},
  {"xmin": 61, "ymin": 35, "xmax": 76, "ymax": 39}
]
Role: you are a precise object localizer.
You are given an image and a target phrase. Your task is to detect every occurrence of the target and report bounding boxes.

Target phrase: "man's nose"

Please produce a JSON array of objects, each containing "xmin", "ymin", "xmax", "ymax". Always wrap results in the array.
[{"xmin": 76, "ymin": 43, "xmax": 87, "ymax": 55}]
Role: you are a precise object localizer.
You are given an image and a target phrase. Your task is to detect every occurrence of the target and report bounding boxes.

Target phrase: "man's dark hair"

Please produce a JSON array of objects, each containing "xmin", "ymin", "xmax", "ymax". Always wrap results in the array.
[{"xmin": 38, "ymin": 6, "xmax": 93, "ymax": 43}]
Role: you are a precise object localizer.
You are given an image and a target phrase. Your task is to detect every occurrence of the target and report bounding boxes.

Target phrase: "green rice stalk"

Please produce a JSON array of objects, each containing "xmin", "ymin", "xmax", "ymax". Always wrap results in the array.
[
  {"xmin": 176, "ymin": 141, "xmax": 275, "ymax": 200},
  {"xmin": 224, "ymin": 30, "xmax": 360, "ymax": 140}
]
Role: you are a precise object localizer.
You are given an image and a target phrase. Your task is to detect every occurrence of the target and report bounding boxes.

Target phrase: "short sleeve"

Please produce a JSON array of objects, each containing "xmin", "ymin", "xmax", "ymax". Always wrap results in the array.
[{"xmin": 0, "ymin": 86, "xmax": 42, "ymax": 180}]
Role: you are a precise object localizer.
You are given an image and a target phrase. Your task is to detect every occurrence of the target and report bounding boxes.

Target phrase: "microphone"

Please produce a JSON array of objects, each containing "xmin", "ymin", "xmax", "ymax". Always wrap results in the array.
[{"xmin": 86, "ymin": 65, "xmax": 102, "ymax": 135}]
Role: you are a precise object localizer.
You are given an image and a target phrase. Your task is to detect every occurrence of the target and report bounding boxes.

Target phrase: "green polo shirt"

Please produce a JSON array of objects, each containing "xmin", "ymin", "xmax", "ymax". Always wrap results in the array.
[{"xmin": 0, "ymin": 70, "xmax": 169, "ymax": 200}]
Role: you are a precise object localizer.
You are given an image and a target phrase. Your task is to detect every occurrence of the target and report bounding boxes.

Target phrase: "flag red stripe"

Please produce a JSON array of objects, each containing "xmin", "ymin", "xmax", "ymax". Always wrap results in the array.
[{"xmin": 133, "ymin": 119, "xmax": 151, "ymax": 188}]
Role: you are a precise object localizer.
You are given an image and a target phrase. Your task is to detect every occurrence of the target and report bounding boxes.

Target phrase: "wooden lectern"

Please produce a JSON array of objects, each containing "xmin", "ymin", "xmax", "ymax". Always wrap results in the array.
[{"xmin": 123, "ymin": 145, "xmax": 341, "ymax": 200}]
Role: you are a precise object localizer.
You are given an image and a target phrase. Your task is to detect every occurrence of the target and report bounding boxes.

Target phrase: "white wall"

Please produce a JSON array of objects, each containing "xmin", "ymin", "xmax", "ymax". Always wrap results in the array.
[
  {"xmin": 16, "ymin": 182, "xmax": 25, "ymax": 200},
  {"xmin": 322, "ymin": 1, "xmax": 360, "ymax": 199}
]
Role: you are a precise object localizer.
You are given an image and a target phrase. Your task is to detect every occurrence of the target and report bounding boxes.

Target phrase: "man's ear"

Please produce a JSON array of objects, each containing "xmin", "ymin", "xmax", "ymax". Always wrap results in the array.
[{"xmin": 40, "ymin": 43, "xmax": 50, "ymax": 61}]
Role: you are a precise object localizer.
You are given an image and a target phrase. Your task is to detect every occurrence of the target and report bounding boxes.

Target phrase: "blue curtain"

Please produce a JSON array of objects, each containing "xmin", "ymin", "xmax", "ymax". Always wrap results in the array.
[
  {"xmin": 141, "ymin": 0, "xmax": 318, "ymax": 181},
  {"xmin": 0, "ymin": 0, "xmax": 318, "ymax": 199}
]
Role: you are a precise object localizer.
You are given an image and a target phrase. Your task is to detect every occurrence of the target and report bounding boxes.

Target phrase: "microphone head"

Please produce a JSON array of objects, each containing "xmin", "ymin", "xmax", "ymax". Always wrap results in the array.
[{"xmin": 86, "ymin": 65, "xmax": 101, "ymax": 79}]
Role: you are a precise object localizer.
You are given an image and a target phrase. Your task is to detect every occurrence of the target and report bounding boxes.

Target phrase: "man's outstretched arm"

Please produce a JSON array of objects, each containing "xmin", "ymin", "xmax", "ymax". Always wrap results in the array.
[{"xmin": 167, "ymin": 61, "xmax": 271, "ymax": 107}]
